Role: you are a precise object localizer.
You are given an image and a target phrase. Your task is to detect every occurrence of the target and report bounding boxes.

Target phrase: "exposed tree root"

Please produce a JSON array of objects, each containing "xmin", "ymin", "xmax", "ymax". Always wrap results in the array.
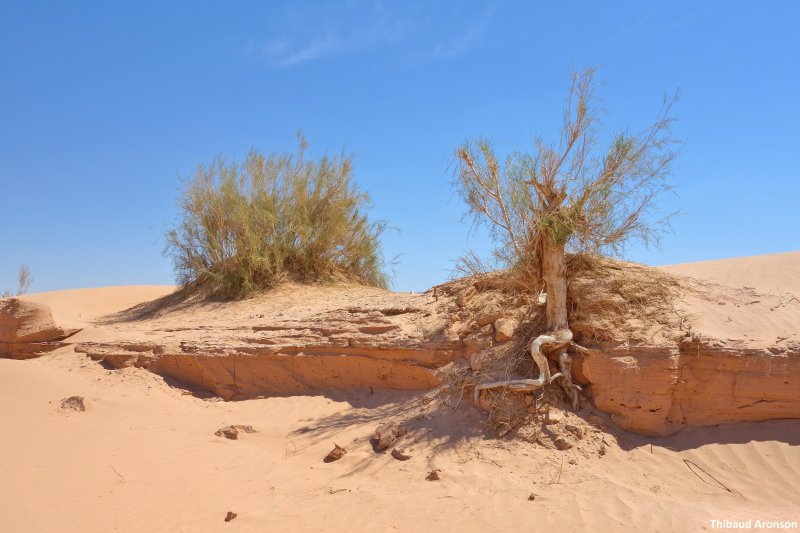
[{"xmin": 474, "ymin": 328, "xmax": 586, "ymax": 410}]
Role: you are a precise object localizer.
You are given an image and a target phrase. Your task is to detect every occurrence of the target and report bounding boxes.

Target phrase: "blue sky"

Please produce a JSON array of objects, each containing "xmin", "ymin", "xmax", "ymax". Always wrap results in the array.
[{"xmin": 1, "ymin": 0, "xmax": 798, "ymax": 293}]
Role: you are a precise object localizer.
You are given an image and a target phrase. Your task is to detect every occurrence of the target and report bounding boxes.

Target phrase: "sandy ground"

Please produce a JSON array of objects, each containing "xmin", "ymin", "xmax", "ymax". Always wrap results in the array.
[
  {"xmin": 661, "ymin": 252, "xmax": 800, "ymax": 348},
  {"xmin": 2, "ymin": 255, "xmax": 799, "ymax": 532},
  {"xmin": 662, "ymin": 251, "xmax": 800, "ymax": 296}
]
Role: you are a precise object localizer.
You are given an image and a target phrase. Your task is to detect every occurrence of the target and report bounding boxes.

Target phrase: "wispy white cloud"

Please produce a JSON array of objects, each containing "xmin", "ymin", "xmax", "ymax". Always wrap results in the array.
[
  {"xmin": 251, "ymin": 37, "xmax": 339, "ymax": 67},
  {"xmin": 431, "ymin": 4, "xmax": 495, "ymax": 59},
  {"xmin": 244, "ymin": 2, "xmax": 496, "ymax": 68}
]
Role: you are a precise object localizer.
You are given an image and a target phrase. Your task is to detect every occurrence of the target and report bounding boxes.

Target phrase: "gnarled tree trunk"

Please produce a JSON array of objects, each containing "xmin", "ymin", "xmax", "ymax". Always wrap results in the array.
[
  {"xmin": 540, "ymin": 238, "xmax": 580, "ymax": 409},
  {"xmin": 473, "ymin": 238, "xmax": 582, "ymax": 410}
]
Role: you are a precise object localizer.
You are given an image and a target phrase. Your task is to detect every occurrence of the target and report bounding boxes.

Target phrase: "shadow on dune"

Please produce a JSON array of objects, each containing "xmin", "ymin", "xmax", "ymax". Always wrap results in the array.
[
  {"xmin": 286, "ymin": 387, "xmax": 492, "ymax": 476},
  {"xmin": 290, "ymin": 385, "xmax": 800, "ymax": 477},
  {"xmin": 95, "ymin": 288, "xmax": 228, "ymax": 324},
  {"xmin": 614, "ymin": 418, "xmax": 800, "ymax": 452}
]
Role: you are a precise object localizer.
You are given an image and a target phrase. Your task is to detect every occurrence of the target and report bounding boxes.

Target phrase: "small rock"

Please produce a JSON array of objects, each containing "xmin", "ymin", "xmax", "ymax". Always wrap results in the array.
[
  {"xmin": 60, "ymin": 396, "xmax": 85, "ymax": 412},
  {"xmin": 426, "ymin": 469, "xmax": 441, "ymax": 481},
  {"xmin": 554, "ymin": 437, "xmax": 572, "ymax": 450},
  {"xmin": 224, "ymin": 511, "xmax": 237, "ymax": 522},
  {"xmin": 391, "ymin": 448, "xmax": 412, "ymax": 461},
  {"xmin": 374, "ymin": 424, "xmax": 408, "ymax": 451},
  {"xmin": 528, "ymin": 493, "xmax": 537, "ymax": 501},
  {"xmin": 493, "ymin": 317, "xmax": 519, "ymax": 343},
  {"xmin": 476, "ymin": 312, "xmax": 501, "ymax": 327},
  {"xmin": 463, "ymin": 334, "xmax": 492, "ymax": 355},
  {"xmin": 324, "ymin": 443, "xmax": 348, "ymax": 463},
  {"xmin": 564, "ymin": 424, "xmax": 584, "ymax": 440},
  {"xmin": 599, "ymin": 443, "xmax": 607, "ymax": 456},
  {"xmin": 456, "ymin": 287, "xmax": 476, "ymax": 307},
  {"xmin": 215, "ymin": 425, "xmax": 257, "ymax": 440}
]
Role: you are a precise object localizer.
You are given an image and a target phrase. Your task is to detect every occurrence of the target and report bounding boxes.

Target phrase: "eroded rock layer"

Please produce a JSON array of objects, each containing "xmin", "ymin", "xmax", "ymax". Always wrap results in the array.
[
  {"xmin": 78, "ymin": 341, "xmax": 460, "ymax": 399},
  {"xmin": 0, "ymin": 298, "xmax": 80, "ymax": 359},
  {"xmin": 581, "ymin": 341, "xmax": 800, "ymax": 436},
  {"xmin": 21, "ymin": 264, "xmax": 800, "ymax": 436}
]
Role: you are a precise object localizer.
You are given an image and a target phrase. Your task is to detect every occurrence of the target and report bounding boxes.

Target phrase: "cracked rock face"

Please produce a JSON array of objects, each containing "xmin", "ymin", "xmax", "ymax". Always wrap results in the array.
[
  {"xmin": 0, "ymin": 298, "xmax": 80, "ymax": 359},
  {"xmin": 579, "ymin": 341, "xmax": 800, "ymax": 436}
]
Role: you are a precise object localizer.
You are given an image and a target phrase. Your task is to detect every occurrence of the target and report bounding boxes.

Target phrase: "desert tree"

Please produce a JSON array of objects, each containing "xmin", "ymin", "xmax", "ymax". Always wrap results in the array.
[{"xmin": 456, "ymin": 68, "xmax": 679, "ymax": 407}]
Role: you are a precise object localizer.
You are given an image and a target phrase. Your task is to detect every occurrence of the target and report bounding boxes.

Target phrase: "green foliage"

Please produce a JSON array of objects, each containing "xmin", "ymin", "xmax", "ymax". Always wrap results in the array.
[
  {"xmin": 166, "ymin": 137, "xmax": 388, "ymax": 298},
  {"xmin": 454, "ymin": 68, "xmax": 679, "ymax": 281}
]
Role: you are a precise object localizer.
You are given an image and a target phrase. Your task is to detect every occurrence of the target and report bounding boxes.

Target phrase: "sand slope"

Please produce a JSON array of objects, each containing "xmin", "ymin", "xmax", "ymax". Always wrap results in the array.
[
  {"xmin": 2, "ymin": 349, "xmax": 798, "ymax": 532},
  {"xmin": 661, "ymin": 251, "xmax": 800, "ymax": 296},
  {"xmin": 661, "ymin": 252, "xmax": 800, "ymax": 347}
]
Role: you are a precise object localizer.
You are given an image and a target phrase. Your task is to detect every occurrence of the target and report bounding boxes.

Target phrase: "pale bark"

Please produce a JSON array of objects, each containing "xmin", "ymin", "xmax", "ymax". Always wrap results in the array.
[
  {"xmin": 541, "ymin": 237, "xmax": 568, "ymax": 331},
  {"xmin": 473, "ymin": 237, "xmax": 583, "ymax": 409},
  {"xmin": 473, "ymin": 328, "xmax": 587, "ymax": 410}
]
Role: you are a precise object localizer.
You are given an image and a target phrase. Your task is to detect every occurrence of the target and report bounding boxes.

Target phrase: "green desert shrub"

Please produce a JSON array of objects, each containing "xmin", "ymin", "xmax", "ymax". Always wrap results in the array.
[{"xmin": 166, "ymin": 137, "xmax": 388, "ymax": 298}]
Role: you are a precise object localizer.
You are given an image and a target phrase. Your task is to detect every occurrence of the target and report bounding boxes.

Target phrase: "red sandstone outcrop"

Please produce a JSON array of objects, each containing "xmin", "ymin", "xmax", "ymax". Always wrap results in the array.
[
  {"xmin": 0, "ymin": 298, "xmax": 80, "ymax": 359},
  {"xmin": 75, "ymin": 285, "xmax": 473, "ymax": 398},
  {"xmin": 578, "ymin": 340, "xmax": 800, "ymax": 436},
  {"xmin": 65, "ymin": 265, "xmax": 800, "ymax": 437}
]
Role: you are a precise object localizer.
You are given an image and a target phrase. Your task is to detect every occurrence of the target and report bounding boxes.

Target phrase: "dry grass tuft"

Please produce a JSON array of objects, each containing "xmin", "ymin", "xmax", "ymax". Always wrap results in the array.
[{"xmin": 567, "ymin": 254, "xmax": 681, "ymax": 343}]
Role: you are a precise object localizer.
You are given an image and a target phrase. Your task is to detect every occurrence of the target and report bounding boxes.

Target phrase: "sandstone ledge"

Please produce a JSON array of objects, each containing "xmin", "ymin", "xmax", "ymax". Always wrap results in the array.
[{"xmin": 581, "ymin": 340, "xmax": 800, "ymax": 436}]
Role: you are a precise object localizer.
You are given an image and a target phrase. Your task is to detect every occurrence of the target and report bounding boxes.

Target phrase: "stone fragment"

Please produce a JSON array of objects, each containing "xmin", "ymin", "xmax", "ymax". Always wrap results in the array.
[
  {"xmin": 425, "ymin": 469, "xmax": 441, "ymax": 481},
  {"xmin": 374, "ymin": 424, "xmax": 409, "ymax": 451},
  {"xmin": 215, "ymin": 425, "xmax": 257, "ymax": 440},
  {"xmin": 564, "ymin": 424, "xmax": 584, "ymax": 440},
  {"xmin": 476, "ymin": 312, "xmax": 501, "ymax": 327},
  {"xmin": 324, "ymin": 444, "xmax": 348, "ymax": 463},
  {"xmin": 554, "ymin": 437, "xmax": 572, "ymax": 450},
  {"xmin": 391, "ymin": 448, "xmax": 412, "ymax": 461},
  {"xmin": 493, "ymin": 317, "xmax": 519, "ymax": 343},
  {"xmin": 61, "ymin": 396, "xmax": 86, "ymax": 412},
  {"xmin": 0, "ymin": 298, "xmax": 80, "ymax": 359}
]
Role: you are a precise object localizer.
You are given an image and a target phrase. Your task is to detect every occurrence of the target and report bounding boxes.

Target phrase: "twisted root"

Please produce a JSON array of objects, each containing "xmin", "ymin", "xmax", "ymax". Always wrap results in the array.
[{"xmin": 473, "ymin": 328, "xmax": 587, "ymax": 410}]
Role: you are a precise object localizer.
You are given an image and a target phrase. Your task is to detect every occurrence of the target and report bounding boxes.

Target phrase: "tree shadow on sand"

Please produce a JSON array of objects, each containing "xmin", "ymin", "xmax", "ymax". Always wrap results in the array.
[
  {"xmin": 287, "ymin": 386, "xmax": 500, "ymax": 477},
  {"xmin": 286, "ymin": 380, "xmax": 800, "ymax": 481},
  {"xmin": 614, "ymin": 418, "xmax": 800, "ymax": 452},
  {"xmin": 95, "ymin": 288, "xmax": 228, "ymax": 325}
]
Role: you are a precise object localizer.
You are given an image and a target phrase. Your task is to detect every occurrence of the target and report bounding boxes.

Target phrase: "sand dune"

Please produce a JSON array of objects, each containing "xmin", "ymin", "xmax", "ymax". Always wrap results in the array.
[
  {"xmin": 1, "ymin": 253, "xmax": 799, "ymax": 532},
  {"xmin": 661, "ymin": 252, "xmax": 800, "ymax": 348},
  {"xmin": 23, "ymin": 285, "xmax": 175, "ymax": 327},
  {"xmin": 661, "ymin": 251, "xmax": 800, "ymax": 296}
]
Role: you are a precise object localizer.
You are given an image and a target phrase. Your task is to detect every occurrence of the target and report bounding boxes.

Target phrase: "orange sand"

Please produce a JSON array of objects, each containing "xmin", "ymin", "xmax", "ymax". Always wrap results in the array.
[{"xmin": 1, "ymin": 254, "xmax": 798, "ymax": 532}]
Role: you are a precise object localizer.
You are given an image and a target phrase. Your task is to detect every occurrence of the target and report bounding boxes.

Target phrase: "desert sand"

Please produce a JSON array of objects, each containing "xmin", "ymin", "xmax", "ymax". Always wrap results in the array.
[{"xmin": 1, "ymin": 254, "xmax": 799, "ymax": 532}]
